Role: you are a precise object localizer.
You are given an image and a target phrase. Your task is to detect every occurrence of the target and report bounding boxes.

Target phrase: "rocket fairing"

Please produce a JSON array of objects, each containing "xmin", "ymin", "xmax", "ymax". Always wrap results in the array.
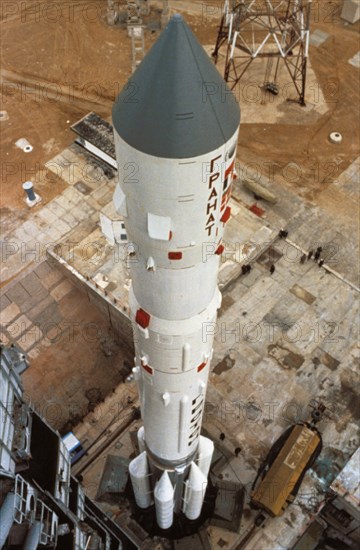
[{"xmin": 112, "ymin": 14, "xmax": 240, "ymax": 526}]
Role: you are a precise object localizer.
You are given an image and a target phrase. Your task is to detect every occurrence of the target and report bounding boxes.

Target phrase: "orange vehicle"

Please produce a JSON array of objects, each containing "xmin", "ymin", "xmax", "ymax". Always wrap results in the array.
[{"xmin": 251, "ymin": 402, "xmax": 324, "ymax": 517}]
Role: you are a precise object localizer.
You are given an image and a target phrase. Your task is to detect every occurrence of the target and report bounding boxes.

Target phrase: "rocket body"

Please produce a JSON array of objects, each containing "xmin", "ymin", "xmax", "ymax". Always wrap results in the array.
[
  {"xmin": 114, "ymin": 131, "xmax": 237, "ymax": 466},
  {"xmin": 113, "ymin": 14, "xmax": 240, "ymax": 525}
]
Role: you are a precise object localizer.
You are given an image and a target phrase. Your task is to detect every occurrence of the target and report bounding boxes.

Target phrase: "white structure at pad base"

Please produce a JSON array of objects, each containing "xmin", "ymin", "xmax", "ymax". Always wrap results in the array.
[
  {"xmin": 197, "ymin": 436, "xmax": 214, "ymax": 478},
  {"xmin": 154, "ymin": 471, "xmax": 174, "ymax": 529},
  {"xmin": 128, "ymin": 451, "xmax": 153, "ymax": 509},
  {"xmin": 182, "ymin": 462, "xmax": 208, "ymax": 521}
]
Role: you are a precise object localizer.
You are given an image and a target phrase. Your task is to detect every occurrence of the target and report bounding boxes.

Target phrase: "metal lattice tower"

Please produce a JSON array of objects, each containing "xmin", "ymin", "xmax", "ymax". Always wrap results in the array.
[
  {"xmin": 127, "ymin": 1, "xmax": 142, "ymax": 27},
  {"xmin": 137, "ymin": 0, "xmax": 151, "ymax": 16},
  {"xmin": 213, "ymin": 0, "xmax": 312, "ymax": 106},
  {"xmin": 106, "ymin": 0, "xmax": 118, "ymax": 25},
  {"xmin": 131, "ymin": 25, "xmax": 145, "ymax": 73},
  {"xmin": 212, "ymin": 1, "xmax": 238, "ymax": 63}
]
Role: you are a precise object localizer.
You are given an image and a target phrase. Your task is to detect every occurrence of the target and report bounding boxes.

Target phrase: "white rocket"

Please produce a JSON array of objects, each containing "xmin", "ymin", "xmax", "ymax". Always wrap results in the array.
[{"xmin": 113, "ymin": 14, "xmax": 240, "ymax": 528}]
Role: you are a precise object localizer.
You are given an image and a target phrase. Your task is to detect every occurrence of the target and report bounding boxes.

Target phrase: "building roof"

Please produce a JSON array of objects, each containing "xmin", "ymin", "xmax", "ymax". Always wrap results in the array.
[{"xmin": 112, "ymin": 14, "xmax": 240, "ymax": 159}]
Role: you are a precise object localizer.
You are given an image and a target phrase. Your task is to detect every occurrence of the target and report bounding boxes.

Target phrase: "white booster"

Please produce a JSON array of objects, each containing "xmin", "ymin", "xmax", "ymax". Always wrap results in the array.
[{"xmin": 112, "ymin": 14, "xmax": 240, "ymax": 527}]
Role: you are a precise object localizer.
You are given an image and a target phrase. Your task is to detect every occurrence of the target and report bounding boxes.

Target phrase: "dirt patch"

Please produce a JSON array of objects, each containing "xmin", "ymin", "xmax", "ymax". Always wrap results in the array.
[
  {"xmin": 268, "ymin": 343, "xmax": 305, "ymax": 370},
  {"xmin": 320, "ymin": 352, "xmax": 340, "ymax": 371},
  {"xmin": 257, "ymin": 246, "xmax": 283, "ymax": 268},
  {"xmin": 85, "ymin": 387, "xmax": 103, "ymax": 403},
  {"xmin": 347, "ymin": 392, "xmax": 360, "ymax": 421},
  {"xmin": 213, "ymin": 354, "xmax": 236, "ymax": 375},
  {"xmin": 290, "ymin": 284, "xmax": 317, "ymax": 305},
  {"xmin": 218, "ymin": 295, "xmax": 235, "ymax": 317}
]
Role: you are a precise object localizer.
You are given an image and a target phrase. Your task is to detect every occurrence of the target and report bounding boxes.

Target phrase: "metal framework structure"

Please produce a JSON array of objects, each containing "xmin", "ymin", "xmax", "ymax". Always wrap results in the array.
[
  {"xmin": 107, "ymin": 0, "xmax": 169, "ymax": 29},
  {"xmin": 0, "ymin": 344, "xmax": 128, "ymax": 548},
  {"xmin": 126, "ymin": 1, "xmax": 143, "ymax": 27},
  {"xmin": 213, "ymin": 0, "xmax": 312, "ymax": 105},
  {"xmin": 131, "ymin": 25, "xmax": 146, "ymax": 73},
  {"xmin": 212, "ymin": 0, "xmax": 236, "ymax": 63}
]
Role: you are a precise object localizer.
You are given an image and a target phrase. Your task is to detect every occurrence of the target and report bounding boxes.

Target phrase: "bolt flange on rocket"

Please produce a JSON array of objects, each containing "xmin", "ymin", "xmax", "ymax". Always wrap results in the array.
[{"xmin": 113, "ymin": 14, "xmax": 240, "ymax": 529}]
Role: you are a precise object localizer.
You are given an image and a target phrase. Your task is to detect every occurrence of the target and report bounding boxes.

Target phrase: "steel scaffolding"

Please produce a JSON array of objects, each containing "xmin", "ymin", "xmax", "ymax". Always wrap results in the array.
[{"xmin": 213, "ymin": 0, "xmax": 312, "ymax": 105}]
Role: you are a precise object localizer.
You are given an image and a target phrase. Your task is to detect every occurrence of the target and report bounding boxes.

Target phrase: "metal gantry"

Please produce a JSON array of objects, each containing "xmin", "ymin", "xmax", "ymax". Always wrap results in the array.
[
  {"xmin": 213, "ymin": 0, "xmax": 312, "ymax": 105},
  {"xmin": 0, "ymin": 344, "xmax": 129, "ymax": 548},
  {"xmin": 131, "ymin": 25, "xmax": 145, "ymax": 73},
  {"xmin": 212, "ymin": 1, "xmax": 238, "ymax": 63}
]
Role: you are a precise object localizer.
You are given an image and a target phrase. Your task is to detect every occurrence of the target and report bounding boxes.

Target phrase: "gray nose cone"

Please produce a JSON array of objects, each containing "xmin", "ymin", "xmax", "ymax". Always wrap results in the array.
[
  {"xmin": 172, "ymin": 13, "xmax": 183, "ymax": 22},
  {"xmin": 112, "ymin": 15, "xmax": 240, "ymax": 159}
]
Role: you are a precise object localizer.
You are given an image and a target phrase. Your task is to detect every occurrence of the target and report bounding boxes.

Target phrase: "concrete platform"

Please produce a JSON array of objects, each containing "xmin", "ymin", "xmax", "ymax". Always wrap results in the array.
[{"xmin": 310, "ymin": 30, "xmax": 330, "ymax": 48}]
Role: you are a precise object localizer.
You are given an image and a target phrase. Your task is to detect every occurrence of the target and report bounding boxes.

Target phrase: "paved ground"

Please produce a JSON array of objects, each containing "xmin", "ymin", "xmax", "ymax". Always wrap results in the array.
[
  {"xmin": 204, "ymin": 238, "xmax": 359, "ymax": 548},
  {"xmin": 210, "ymin": 50, "xmax": 329, "ymax": 125},
  {"xmin": 67, "ymin": 230, "xmax": 359, "ymax": 549},
  {"xmin": 0, "ymin": 143, "xmax": 117, "ymax": 285},
  {"xmin": 233, "ymin": 157, "xmax": 360, "ymax": 289},
  {"xmin": 0, "ymin": 258, "xmax": 133, "ymax": 432}
]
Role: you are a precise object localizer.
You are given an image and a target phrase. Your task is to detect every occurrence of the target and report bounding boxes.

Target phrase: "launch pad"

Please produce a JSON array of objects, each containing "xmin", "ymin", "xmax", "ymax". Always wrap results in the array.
[
  {"xmin": 94, "ymin": 431, "xmax": 244, "ymax": 540},
  {"xmin": 1, "ymin": 1, "xmax": 360, "ymax": 549},
  {"xmin": 129, "ymin": 482, "xmax": 218, "ymax": 539}
]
